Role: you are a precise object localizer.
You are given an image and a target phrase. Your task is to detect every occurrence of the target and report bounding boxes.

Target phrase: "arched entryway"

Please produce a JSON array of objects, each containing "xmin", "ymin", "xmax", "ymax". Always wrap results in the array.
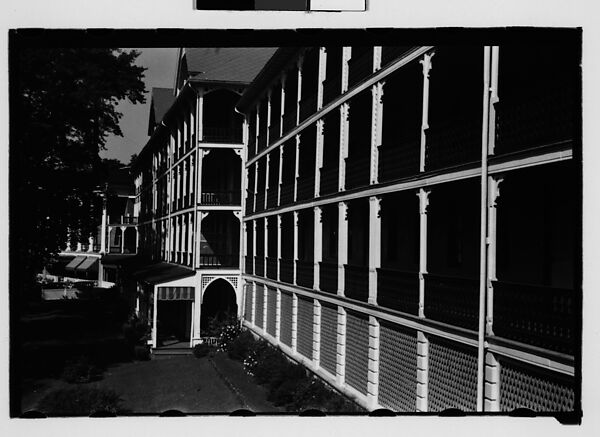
[{"xmin": 201, "ymin": 278, "xmax": 238, "ymax": 333}]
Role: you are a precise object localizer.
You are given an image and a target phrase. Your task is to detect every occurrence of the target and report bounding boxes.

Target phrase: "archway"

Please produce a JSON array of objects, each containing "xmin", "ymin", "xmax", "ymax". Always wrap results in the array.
[{"xmin": 201, "ymin": 278, "xmax": 238, "ymax": 333}]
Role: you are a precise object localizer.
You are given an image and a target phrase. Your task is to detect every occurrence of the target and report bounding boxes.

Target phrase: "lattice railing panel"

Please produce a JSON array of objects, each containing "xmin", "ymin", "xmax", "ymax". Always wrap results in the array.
[
  {"xmin": 254, "ymin": 284, "xmax": 265, "ymax": 330},
  {"xmin": 280, "ymin": 291, "xmax": 293, "ymax": 347},
  {"xmin": 345, "ymin": 311, "xmax": 370, "ymax": 395},
  {"xmin": 244, "ymin": 283, "xmax": 253, "ymax": 323},
  {"xmin": 499, "ymin": 358, "xmax": 575, "ymax": 412},
  {"xmin": 266, "ymin": 286, "xmax": 277, "ymax": 337},
  {"xmin": 428, "ymin": 337, "xmax": 478, "ymax": 412},
  {"xmin": 378, "ymin": 322, "xmax": 418, "ymax": 411},
  {"xmin": 297, "ymin": 297, "xmax": 314, "ymax": 360},
  {"xmin": 319, "ymin": 302, "xmax": 338, "ymax": 376}
]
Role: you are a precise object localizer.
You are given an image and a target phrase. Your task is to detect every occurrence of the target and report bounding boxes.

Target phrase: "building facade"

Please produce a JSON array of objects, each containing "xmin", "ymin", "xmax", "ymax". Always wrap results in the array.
[
  {"xmin": 236, "ymin": 45, "xmax": 579, "ymax": 412},
  {"xmin": 132, "ymin": 48, "xmax": 276, "ymax": 348}
]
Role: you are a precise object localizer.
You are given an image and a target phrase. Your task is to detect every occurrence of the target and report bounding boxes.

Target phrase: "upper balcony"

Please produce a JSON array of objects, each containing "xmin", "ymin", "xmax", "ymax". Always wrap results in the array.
[
  {"xmin": 108, "ymin": 215, "xmax": 138, "ymax": 226},
  {"xmin": 202, "ymin": 89, "xmax": 244, "ymax": 144},
  {"xmin": 201, "ymin": 126, "xmax": 243, "ymax": 144}
]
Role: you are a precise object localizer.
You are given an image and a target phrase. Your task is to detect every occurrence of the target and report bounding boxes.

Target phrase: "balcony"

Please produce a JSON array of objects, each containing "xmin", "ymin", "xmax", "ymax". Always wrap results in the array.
[
  {"xmin": 199, "ymin": 191, "xmax": 241, "ymax": 206},
  {"xmin": 266, "ymin": 256, "xmax": 278, "ymax": 280},
  {"xmin": 423, "ymin": 273, "xmax": 479, "ymax": 331},
  {"xmin": 279, "ymin": 258, "xmax": 294, "ymax": 284},
  {"xmin": 425, "ymin": 116, "xmax": 481, "ymax": 172},
  {"xmin": 493, "ymin": 281, "xmax": 575, "ymax": 355},
  {"xmin": 319, "ymin": 165, "xmax": 339, "ymax": 196},
  {"xmin": 378, "ymin": 141, "xmax": 420, "ymax": 182},
  {"xmin": 494, "ymin": 87, "xmax": 575, "ymax": 155},
  {"xmin": 319, "ymin": 261, "xmax": 338, "ymax": 294},
  {"xmin": 323, "ymin": 77, "xmax": 342, "ymax": 106},
  {"xmin": 296, "ymin": 175, "xmax": 315, "ymax": 201},
  {"xmin": 254, "ymin": 255, "xmax": 265, "ymax": 277},
  {"xmin": 245, "ymin": 255, "xmax": 253, "ymax": 275},
  {"xmin": 201, "ymin": 126, "xmax": 243, "ymax": 144},
  {"xmin": 245, "ymin": 192, "xmax": 254, "ymax": 215},
  {"xmin": 109, "ymin": 216, "xmax": 138, "ymax": 226},
  {"xmin": 299, "ymin": 93, "xmax": 318, "ymax": 122},
  {"xmin": 199, "ymin": 254, "xmax": 239, "ymax": 268},
  {"xmin": 279, "ymin": 184, "xmax": 294, "ymax": 206},
  {"xmin": 257, "ymin": 131, "xmax": 268, "ymax": 152},
  {"xmin": 344, "ymin": 155, "xmax": 370, "ymax": 190},
  {"xmin": 348, "ymin": 52, "xmax": 373, "ymax": 88},
  {"xmin": 381, "ymin": 46, "xmax": 414, "ymax": 67},
  {"xmin": 377, "ymin": 268, "xmax": 419, "ymax": 315},
  {"xmin": 344, "ymin": 264, "xmax": 369, "ymax": 302},
  {"xmin": 282, "ymin": 110, "xmax": 297, "ymax": 134},
  {"xmin": 296, "ymin": 260, "xmax": 314, "ymax": 289}
]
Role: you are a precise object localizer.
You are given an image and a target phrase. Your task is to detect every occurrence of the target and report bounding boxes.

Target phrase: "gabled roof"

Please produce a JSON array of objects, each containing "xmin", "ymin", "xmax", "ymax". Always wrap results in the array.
[
  {"xmin": 148, "ymin": 87, "xmax": 175, "ymax": 135},
  {"xmin": 182, "ymin": 47, "xmax": 278, "ymax": 85}
]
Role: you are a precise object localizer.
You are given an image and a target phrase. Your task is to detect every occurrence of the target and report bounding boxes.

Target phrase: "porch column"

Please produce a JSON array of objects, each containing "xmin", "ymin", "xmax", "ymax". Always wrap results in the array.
[
  {"xmin": 317, "ymin": 46, "xmax": 326, "ymax": 110},
  {"xmin": 419, "ymin": 51, "xmax": 434, "ymax": 172},
  {"xmin": 253, "ymin": 162, "xmax": 259, "ymax": 212},
  {"xmin": 279, "ymin": 75, "xmax": 285, "ymax": 138},
  {"xmin": 293, "ymin": 211, "xmax": 299, "ymax": 285},
  {"xmin": 88, "ymin": 236, "xmax": 94, "ymax": 252},
  {"xmin": 336, "ymin": 306, "xmax": 347, "ymax": 385},
  {"xmin": 252, "ymin": 219, "xmax": 257, "ymax": 274},
  {"xmin": 339, "ymin": 103, "xmax": 349, "ymax": 192},
  {"xmin": 417, "ymin": 188, "xmax": 430, "ymax": 318},
  {"xmin": 315, "ymin": 118, "xmax": 324, "ymax": 198},
  {"xmin": 100, "ymin": 195, "xmax": 108, "ymax": 254},
  {"xmin": 337, "ymin": 201, "xmax": 348, "ymax": 296},
  {"xmin": 313, "ymin": 300, "xmax": 321, "ymax": 367},
  {"xmin": 294, "ymin": 135, "xmax": 300, "ymax": 202},
  {"xmin": 135, "ymin": 228, "xmax": 139, "ymax": 253},
  {"xmin": 195, "ymin": 212, "xmax": 208, "ymax": 268},
  {"xmin": 277, "ymin": 144, "xmax": 284, "ymax": 206},
  {"xmin": 314, "ymin": 206, "xmax": 322, "ymax": 290},
  {"xmin": 193, "ymin": 280, "xmax": 202, "ymax": 344},
  {"xmin": 198, "ymin": 149, "xmax": 210, "ymax": 203},
  {"xmin": 242, "ymin": 221, "xmax": 247, "ymax": 274},
  {"xmin": 120, "ymin": 226, "xmax": 126, "ymax": 254},
  {"xmin": 487, "ymin": 175, "xmax": 503, "ymax": 336},
  {"xmin": 152, "ymin": 285, "xmax": 158, "ymax": 347},
  {"xmin": 264, "ymin": 217, "xmax": 269, "ymax": 275},
  {"xmin": 416, "ymin": 331, "xmax": 430, "ymax": 411},
  {"xmin": 370, "ymin": 83, "xmax": 384, "ymax": 185},
  {"xmin": 368, "ymin": 196, "xmax": 381, "ymax": 305},
  {"xmin": 366, "ymin": 316, "xmax": 380, "ymax": 409},
  {"xmin": 265, "ymin": 153, "xmax": 270, "ymax": 210}
]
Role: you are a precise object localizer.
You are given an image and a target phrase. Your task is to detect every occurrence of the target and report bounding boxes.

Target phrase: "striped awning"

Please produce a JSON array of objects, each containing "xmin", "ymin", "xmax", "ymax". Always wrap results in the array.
[
  {"xmin": 65, "ymin": 256, "xmax": 87, "ymax": 271},
  {"xmin": 75, "ymin": 257, "xmax": 98, "ymax": 272},
  {"xmin": 157, "ymin": 286, "xmax": 195, "ymax": 301}
]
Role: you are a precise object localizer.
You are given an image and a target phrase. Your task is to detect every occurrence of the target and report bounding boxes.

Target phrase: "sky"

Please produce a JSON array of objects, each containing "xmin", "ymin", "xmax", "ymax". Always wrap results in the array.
[{"xmin": 100, "ymin": 48, "xmax": 179, "ymax": 164}]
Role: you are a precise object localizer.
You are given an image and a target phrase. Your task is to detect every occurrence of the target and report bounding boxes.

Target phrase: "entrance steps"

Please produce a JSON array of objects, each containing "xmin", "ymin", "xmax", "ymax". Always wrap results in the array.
[{"xmin": 152, "ymin": 347, "xmax": 193, "ymax": 357}]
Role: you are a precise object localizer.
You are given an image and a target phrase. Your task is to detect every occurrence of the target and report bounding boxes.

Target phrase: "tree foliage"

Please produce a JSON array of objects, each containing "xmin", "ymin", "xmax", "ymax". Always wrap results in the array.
[{"xmin": 13, "ymin": 48, "xmax": 146, "ymax": 289}]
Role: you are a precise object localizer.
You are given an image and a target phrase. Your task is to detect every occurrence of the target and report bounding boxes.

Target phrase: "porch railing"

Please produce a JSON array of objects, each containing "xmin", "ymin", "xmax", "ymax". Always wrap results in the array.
[
  {"xmin": 348, "ymin": 51, "xmax": 374, "ymax": 88},
  {"xmin": 425, "ymin": 116, "xmax": 481, "ymax": 171},
  {"xmin": 245, "ymin": 255, "xmax": 253, "ymax": 275},
  {"xmin": 282, "ymin": 110, "xmax": 297, "ymax": 134},
  {"xmin": 345, "ymin": 154, "xmax": 371, "ymax": 190},
  {"xmin": 299, "ymin": 93, "xmax": 318, "ymax": 122},
  {"xmin": 199, "ymin": 191, "xmax": 241, "ymax": 206},
  {"xmin": 296, "ymin": 260, "xmax": 314, "ymax": 288},
  {"xmin": 377, "ymin": 268, "xmax": 419, "ymax": 315},
  {"xmin": 199, "ymin": 254, "xmax": 238, "ymax": 268},
  {"xmin": 319, "ymin": 165, "xmax": 339, "ymax": 196},
  {"xmin": 279, "ymin": 258, "xmax": 294, "ymax": 284},
  {"xmin": 344, "ymin": 264, "xmax": 369, "ymax": 302},
  {"xmin": 381, "ymin": 46, "xmax": 414, "ymax": 67},
  {"xmin": 254, "ymin": 255, "xmax": 265, "ymax": 277},
  {"xmin": 266, "ymin": 256, "xmax": 278, "ymax": 280},
  {"xmin": 378, "ymin": 141, "xmax": 420, "ymax": 182},
  {"xmin": 201, "ymin": 126, "xmax": 243, "ymax": 144},
  {"xmin": 493, "ymin": 280, "xmax": 575, "ymax": 355},
  {"xmin": 296, "ymin": 175, "xmax": 315, "ymax": 201},
  {"xmin": 424, "ymin": 273, "xmax": 479, "ymax": 331},
  {"xmin": 323, "ymin": 77, "xmax": 342, "ymax": 106},
  {"xmin": 319, "ymin": 261, "xmax": 338, "ymax": 294},
  {"xmin": 279, "ymin": 184, "xmax": 294, "ymax": 206}
]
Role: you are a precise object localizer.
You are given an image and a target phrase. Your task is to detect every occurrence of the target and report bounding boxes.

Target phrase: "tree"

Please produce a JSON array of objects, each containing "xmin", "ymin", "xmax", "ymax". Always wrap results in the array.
[{"xmin": 12, "ymin": 48, "xmax": 146, "ymax": 296}]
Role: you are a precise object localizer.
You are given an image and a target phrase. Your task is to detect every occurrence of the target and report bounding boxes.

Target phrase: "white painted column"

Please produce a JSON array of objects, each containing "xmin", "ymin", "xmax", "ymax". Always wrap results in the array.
[
  {"xmin": 253, "ymin": 162, "xmax": 259, "ymax": 212},
  {"xmin": 152, "ymin": 285, "xmax": 158, "ymax": 348},
  {"xmin": 416, "ymin": 331, "xmax": 430, "ymax": 412},
  {"xmin": 419, "ymin": 51, "xmax": 434, "ymax": 172},
  {"xmin": 368, "ymin": 196, "xmax": 381, "ymax": 305},
  {"xmin": 417, "ymin": 188, "xmax": 431, "ymax": 318},
  {"xmin": 337, "ymin": 201, "xmax": 348, "ymax": 296},
  {"xmin": 336, "ymin": 306, "xmax": 347, "ymax": 386},
  {"xmin": 313, "ymin": 300, "xmax": 321, "ymax": 367},
  {"xmin": 242, "ymin": 221, "xmax": 247, "ymax": 274},
  {"xmin": 120, "ymin": 226, "xmax": 126, "ymax": 254},
  {"xmin": 339, "ymin": 103, "xmax": 349, "ymax": 192},
  {"xmin": 293, "ymin": 211, "xmax": 299, "ymax": 285},
  {"xmin": 315, "ymin": 118, "xmax": 324, "ymax": 198},
  {"xmin": 275, "ymin": 288, "xmax": 282, "ymax": 342},
  {"xmin": 277, "ymin": 214, "xmax": 282, "ymax": 281},
  {"xmin": 370, "ymin": 82, "xmax": 384, "ymax": 185},
  {"xmin": 264, "ymin": 217, "xmax": 269, "ymax": 275},
  {"xmin": 317, "ymin": 46, "xmax": 326, "ymax": 110},
  {"xmin": 341, "ymin": 46, "xmax": 351, "ymax": 93},
  {"xmin": 367, "ymin": 316, "xmax": 380, "ymax": 409},
  {"xmin": 87, "ymin": 236, "xmax": 94, "ymax": 252},
  {"xmin": 277, "ymin": 145, "xmax": 284, "ymax": 206},
  {"xmin": 487, "ymin": 46, "xmax": 500, "ymax": 156},
  {"xmin": 314, "ymin": 206, "xmax": 323, "ymax": 290},
  {"xmin": 198, "ymin": 149, "xmax": 210, "ymax": 203},
  {"xmin": 484, "ymin": 351, "xmax": 501, "ymax": 411},
  {"xmin": 291, "ymin": 293, "xmax": 298, "ymax": 353},
  {"xmin": 280, "ymin": 74, "xmax": 286, "ymax": 139},
  {"xmin": 294, "ymin": 135, "xmax": 300, "ymax": 202},
  {"xmin": 264, "ymin": 153, "xmax": 270, "ymax": 210},
  {"xmin": 252, "ymin": 219, "xmax": 257, "ymax": 274},
  {"xmin": 487, "ymin": 175, "xmax": 503, "ymax": 336},
  {"xmin": 193, "ymin": 279, "xmax": 202, "ymax": 345}
]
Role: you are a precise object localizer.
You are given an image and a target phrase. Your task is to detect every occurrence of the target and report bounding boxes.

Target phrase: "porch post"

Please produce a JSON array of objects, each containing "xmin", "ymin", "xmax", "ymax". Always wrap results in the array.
[
  {"xmin": 277, "ymin": 214, "xmax": 282, "ymax": 281},
  {"xmin": 417, "ymin": 188, "xmax": 431, "ymax": 318},
  {"xmin": 419, "ymin": 51, "xmax": 434, "ymax": 173},
  {"xmin": 152, "ymin": 285, "xmax": 158, "ymax": 348},
  {"xmin": 293, "ymin": 211, "xmax": 299, "ymax": 285},
  {"xmin": 120, "ymin": 226, "xmax": 126, "ymax": 254},
  {"xmin": 368, "ymin": 196, "xmax": 381, "ymax": 305},
  {"xmin": 314, "ymin": 206, "xmax": 322, "ymax": 290},
  {"xmin": 338, "ymin": 201, "xmax": 348, "ymax": 296}
]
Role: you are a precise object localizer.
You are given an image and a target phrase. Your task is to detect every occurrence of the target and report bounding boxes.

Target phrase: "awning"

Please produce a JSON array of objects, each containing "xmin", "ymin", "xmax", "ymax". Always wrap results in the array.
[
  {"xmin": 65, "ymin": 256, "xmax": 87, "ymax": 271},
  {"xmin": 157, "ymin": 286, "xmax": 195, "ymax": 301},
  {"xmin": 132, "ymin": 262, "xmax": 196, "ymax": 285},
  {"xmin": 75, "ymin": 257, "xmax": 99, "ymax": 272}
]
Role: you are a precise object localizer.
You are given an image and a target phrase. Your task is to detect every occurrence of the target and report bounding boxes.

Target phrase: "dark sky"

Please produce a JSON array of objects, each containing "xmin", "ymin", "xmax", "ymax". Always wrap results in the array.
[{"xmin": 101, "ymin": 48, "xmax": 179, "ymax": 163}]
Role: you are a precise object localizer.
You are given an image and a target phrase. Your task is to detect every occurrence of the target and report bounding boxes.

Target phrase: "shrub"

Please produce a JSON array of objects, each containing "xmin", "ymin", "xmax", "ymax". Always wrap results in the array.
[
  {"xmin": 61, "ymin": 356, "xmax": 101, "ymax": 384},
  {"xmin": 193, "ymin": 343, "xmax": 211, "ymax": 358},
  {"xmin": 228, "ymin": 330, "xmax": 256, "ymax": 360},
  {"xmin": 38, "ymin": 386, "xmax": 123, "ymax": 416}
]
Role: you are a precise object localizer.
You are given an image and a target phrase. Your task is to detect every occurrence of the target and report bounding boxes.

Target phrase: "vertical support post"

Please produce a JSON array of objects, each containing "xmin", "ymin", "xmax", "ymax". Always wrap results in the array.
[
  {"xmin": 265, "ymin": 153, "xmax": 270, "ymax": 210},
  {"xmin": 293, "ymin": 211, "xmax": 299, "ymax": 285},
  {"xmin": 368, "ymin": 196, "xmax": 381, "ymax": 305},
  {"xmin": 294, "ymin": 135, "xmax": 300, "ymax": 202},
  {"xmin": 100, "ymin": 196, "xmax": 108, "ymax": 254},
  {"xmin": 251, "ymin": 282, "xmax": 257, "ymax": 325},
  {"xmin": 120, "ymin": 226, "xmax": 126, "ymax": 254},
  {"xmin": 341, "ymin": 47, "xmax": 351, "ymax": 93},
  {"xmin": 193, "ymin": 279, "xmax": 202, "ymax": 344},
  {"xmin": 277, "ymin": 145, "xmax": 284, "ymax": 206},
  {"xmin": 317, "ymin": 46, "xmax": 327, "ymax": 110},
  {"xmin": 336, "ymin": 306, "xmax": 347, "ymax": 385},
  {"xmin": 242, "ymin": 222, "xmax": 247, "ymax": 274},
  {"xmin": 275, "ymin": 288, "xmax": 281, "ymax": 342},
  {"xmin": 488, "ymin": 46, "xmax": 500, "ymax": 156},
  {"xmin": 339, "ymin": 104, "xmax": 349, "ymax": 192},
  {"xmin": 416, "ymin": 331, "xmax": 429, "ymax": 412},
  {"xmin": 484, "ymin": 351, "xmax": 501, "ymax": 411},
  {"xmin": 367, "ymin": 316, "xmax": 380, "ymax": 409},
  {"xmin": 314, "ymin": 206, "xmax": 323, "ymax": 290},
  {"xmin": 370, "ymin": 83, "xmax": 383, "ymax": 185},
  {"xmin": 280, "ymin": 75, "xmax": 286, "ymax": 138},
  {"xmin": 264, "ymin": 217, "xmax": 269, "ymax": 277},
  {"xmin": 337, "ymin": 201, "xmax": 348, "ymax": 296},
  {"xmin": 252, "ymin": 219, "xmax": 257, "ymax": 274},
  {"xmin": 487, "ymin": 175, "xmax": 503, "ymax": 336},
  {"xmin": 253, "ymin": 161, "xmax": 259, "ymax": 212},
  {"xmin": 277, "ymin": 214, "xmax": 282, "ymax": 281},
  {"xmin": 417, "ymin": 189, "xmax": 431, "ymax": 318},
  {"xmin": 315, "ymin": 118, "xmax": 324, "ymax": 198},
  {"xmin": 419, "ymin": 51, "xmax": 434, "ymax": 173},
  {"xmin": 152, "ymin": 285, "xmax": 158, "ymax": 348},
  {"xmin": 313, "ymin": 300, "xmax": 321, "ymax": 367},
  {"xmin": 291, "ymin": 293, "xmax": 298, "ymax": 353}
]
